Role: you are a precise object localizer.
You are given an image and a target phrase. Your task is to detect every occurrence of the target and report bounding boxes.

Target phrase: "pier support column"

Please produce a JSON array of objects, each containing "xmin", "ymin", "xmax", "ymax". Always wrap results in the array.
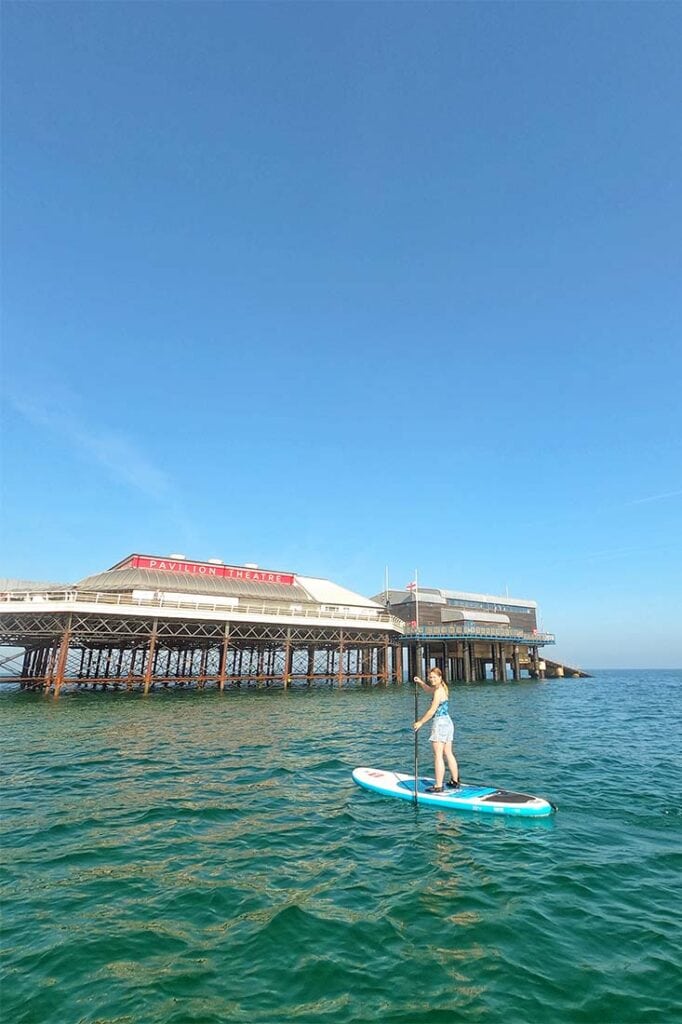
[
  {"xmin": 531, "ymin": 646, "xmax": 538, "ymax": 678},
  {"xmin": 391, "ymin": 644, "xmax": 400, "ymax": 683},
  {"xmin": 144, "ymin": 619, "xmax": 158, "ymax": 695},
  {"xmin": 455, "ymin": 644, "xmax": 464, "ymax": 682},
  {"xmin": 34, "ymin": 645, "xmax": 45, "ymax": 684},
  {"xmin": 21, "ymin": 648, "xmax": 32, "ymax": 679},
  {"xmin": 53, "ymin": 615, "xmax": 73, "ymax": 699},
  {"xmin": 44, "ymin": 644, "xmax": 55, "ymax": 692},
  {"xmin": 126, "ymin": 647, "xmax": 135, "ymax": 688},
  {"xmin": 196, "ymin": 646, "xmax": 206, "ymax": 689},
  {"xmin": 44, "ymin": 641, "xmax": 59, "ymax": 693},
  {"xmin": 218, "ymin": 624, "xmax": 230, "ymax": 690},
  {"xmin": 337, "ymin": 632, "xmax": 345, "ymax": 686},
  {"xmin": 463, "ymin": 643, "xmax": 473, "ymax": 683},
  {"xmin": 512, "ymin": 646, "xmax": 521, "ymax": 681},
  {"xmin": 376, "ymin": 643, "xmax": 385, "ymax": 684},
  {"xmin": 376, "ymin": 634, "xmax": 387, "ymax": 684},
  {"xmin": 497, "ymin": 644, "xmax": 507, "ymax": 682},
  {"xmin": 283, "ymin": 629, "xmax": 293, "ymax": 688}
]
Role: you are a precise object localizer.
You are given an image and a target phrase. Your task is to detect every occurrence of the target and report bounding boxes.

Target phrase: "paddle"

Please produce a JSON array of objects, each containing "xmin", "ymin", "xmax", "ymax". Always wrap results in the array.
[{"xmin": 413, "ymin": 677, "xmax": 419, "ymax": 805}]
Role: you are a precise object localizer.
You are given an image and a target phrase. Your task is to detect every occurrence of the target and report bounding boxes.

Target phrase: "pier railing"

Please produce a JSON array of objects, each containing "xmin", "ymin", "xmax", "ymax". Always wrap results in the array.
[
  {"xmin": 0, "ymin": 589, "xmax": 407, "ymax": 631},
  {"xmin": 402, "ymin": 624, "xmax": 556, "ymax": 644},
  {"xmin": 0, "ymin": 592, "xmax": 555, "ymax": 642}
]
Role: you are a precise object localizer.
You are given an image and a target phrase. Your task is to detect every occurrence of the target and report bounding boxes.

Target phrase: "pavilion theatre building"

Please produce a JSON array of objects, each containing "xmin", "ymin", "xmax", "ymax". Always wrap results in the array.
[{"xmin": 0, "ymin": 553, "xmax": 405, "ymax": 696}]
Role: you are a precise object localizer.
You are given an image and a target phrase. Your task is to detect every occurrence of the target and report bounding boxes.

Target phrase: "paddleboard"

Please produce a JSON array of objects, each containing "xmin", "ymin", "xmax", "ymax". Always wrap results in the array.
[{"xmin": 352, "ymin": 767, "xmax": 556, "ymax": 817}]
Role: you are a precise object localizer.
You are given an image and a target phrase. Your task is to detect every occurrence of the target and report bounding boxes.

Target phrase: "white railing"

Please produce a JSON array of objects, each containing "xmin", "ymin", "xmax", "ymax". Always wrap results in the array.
[
  {"xmin": 0, "ymin": 590, "xmax": 406, "ymax": 631},
  {"xmin": 0, "ymin": 592, "xmax": 555, "ymax": 640},
  {"xmin": 404, "ymin": 623, "xmax": 555, "ymax": 643}
]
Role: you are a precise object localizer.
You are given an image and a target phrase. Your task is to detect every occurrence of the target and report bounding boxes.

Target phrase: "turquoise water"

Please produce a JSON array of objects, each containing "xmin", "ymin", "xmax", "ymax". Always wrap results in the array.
[{"xmin": 1, "ymin": 671, "xmax": 681, "ymax": 1023}]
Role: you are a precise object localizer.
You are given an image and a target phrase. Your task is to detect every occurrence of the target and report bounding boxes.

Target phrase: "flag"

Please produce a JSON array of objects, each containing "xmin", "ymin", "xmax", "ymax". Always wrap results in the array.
[{"xmin": 406, "ymin": 581, "xmax": 417, "ymax": 591}]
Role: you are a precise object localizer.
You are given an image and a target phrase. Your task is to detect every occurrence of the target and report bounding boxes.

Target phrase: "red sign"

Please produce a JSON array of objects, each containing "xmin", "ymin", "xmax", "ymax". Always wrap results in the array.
[{"xmin": 116, "ymin": 554, "xmax": 295, "ymax": 586}]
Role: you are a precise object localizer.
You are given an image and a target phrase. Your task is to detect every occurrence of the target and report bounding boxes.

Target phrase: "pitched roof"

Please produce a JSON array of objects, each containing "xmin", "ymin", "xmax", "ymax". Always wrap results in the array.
[
  {"xmin": 0, "ymin": 578, "xmax": 68, "ymax": 592},
  {"xmin": 75, "ymin": 566, "xmax": 311, "ymax": 602}
]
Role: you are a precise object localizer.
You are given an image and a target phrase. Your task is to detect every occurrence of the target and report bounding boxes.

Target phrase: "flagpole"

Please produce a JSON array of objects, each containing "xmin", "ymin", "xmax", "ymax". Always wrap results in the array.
[
  {"xmin": 385, "ymin": 565, "xmax": 389, "ymax": 607},
  {"xmin": 415, "ymin": 568, "xmax": 419, "ymax": 629}
]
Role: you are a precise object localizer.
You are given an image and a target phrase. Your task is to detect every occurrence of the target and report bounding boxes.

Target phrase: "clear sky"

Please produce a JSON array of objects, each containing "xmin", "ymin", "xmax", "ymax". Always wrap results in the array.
[{"xmin": 2, "ymin": 2, "xmax": 681, "ymax": 669}]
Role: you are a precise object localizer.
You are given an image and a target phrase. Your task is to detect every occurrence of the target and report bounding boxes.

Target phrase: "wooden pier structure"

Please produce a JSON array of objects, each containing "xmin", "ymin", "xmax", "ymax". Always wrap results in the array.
[
  {"xmin": 0, "ymin": 555, "xmax": 405, "ymax": 696},
  {"xmin": 0, "ymin": 556, "xmax": 582, "ymax": 697}
]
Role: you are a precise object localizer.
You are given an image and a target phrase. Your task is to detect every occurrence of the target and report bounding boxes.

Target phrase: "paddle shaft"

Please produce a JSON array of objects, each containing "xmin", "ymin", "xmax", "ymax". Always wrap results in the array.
[{"xmin": 413, "ymin": 680, "xmax": 418, "ymax": 805}]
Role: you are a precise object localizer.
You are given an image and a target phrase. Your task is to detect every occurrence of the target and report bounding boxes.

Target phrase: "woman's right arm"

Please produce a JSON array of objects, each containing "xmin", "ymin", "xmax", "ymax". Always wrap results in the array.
[
  {"xmin": 414, "ymin": 689, "xmax": 441, "ymax": 730},
  {"xmin": 414, "ymin": 676, "xmax": 435, "ymax": 692}
]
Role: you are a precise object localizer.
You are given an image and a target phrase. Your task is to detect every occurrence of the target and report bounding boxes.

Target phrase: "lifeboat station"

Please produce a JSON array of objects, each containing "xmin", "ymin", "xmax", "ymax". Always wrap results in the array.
[
  {"xmin": 375, "ymin": 586, "xmax": 584, "ymax": 682},
  {"xmin": 0, "ymin": 553, "xmax": 583, "ymax": 696}
]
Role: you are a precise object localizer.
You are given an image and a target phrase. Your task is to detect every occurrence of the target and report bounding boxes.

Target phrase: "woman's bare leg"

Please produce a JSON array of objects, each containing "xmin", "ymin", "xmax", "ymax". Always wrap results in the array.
[
  {"xmin": 444, "ymin": 741, "xmax": 459, "ymax": 783},
  {"xmin": 432, "ymin": 741, "xmax": 445, "ymax": 788}
]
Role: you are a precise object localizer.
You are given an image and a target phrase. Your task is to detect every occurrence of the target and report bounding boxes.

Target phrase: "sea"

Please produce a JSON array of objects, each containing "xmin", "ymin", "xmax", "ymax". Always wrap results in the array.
[{"xmin": 1, "ymin": 670, "xmax": 680, "ymax": 1024}]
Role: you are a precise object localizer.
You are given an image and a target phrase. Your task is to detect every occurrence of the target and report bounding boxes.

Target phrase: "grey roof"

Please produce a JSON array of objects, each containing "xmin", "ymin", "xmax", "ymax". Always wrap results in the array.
[
  {"xmin": 75, "ymin": 567, "xmax": 312, "ymax": 603},
  {"xmin": 370, "ymin": 589, "xmax": 409, "ymax": 604},
  {"xmin": 370, "ymin": 588, "xmax": 442, "ymax": 604},
  {"xmin": 375, "ymin": 587, "xmax": 536, "ymax": 609},
  {"xmin": 0, "ymin": 578, "xmax": 68, "ymax": 592}
]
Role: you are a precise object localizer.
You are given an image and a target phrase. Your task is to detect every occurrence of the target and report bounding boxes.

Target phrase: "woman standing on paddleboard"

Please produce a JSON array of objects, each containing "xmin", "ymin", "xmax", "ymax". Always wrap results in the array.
[{"xmin": 413, "ymin": 668, "xmax": 460, "ymax": 793}]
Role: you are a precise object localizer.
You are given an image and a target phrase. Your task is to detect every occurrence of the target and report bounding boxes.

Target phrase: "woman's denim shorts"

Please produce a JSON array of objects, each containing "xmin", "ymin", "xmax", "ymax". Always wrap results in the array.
[{"xmin": 429, "ymin": 716, "xmax": 454, "ymax": 743}]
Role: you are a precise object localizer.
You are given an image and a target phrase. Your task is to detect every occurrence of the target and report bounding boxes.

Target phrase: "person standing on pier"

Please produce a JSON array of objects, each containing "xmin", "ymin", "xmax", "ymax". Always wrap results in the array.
[{"xmin": 413, "ymin": 668, "xmax": 460, "ymax": 792}]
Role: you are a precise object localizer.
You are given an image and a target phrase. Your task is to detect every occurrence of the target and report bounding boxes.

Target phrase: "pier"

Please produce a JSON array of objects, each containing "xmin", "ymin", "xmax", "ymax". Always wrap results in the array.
[
  {"xmin": 0, "ymin": 555, "xmax": 405, "ymax": 696},
  {"xmin": 0, "ymin": 555, "xmax": 586, "ymax": 696}
]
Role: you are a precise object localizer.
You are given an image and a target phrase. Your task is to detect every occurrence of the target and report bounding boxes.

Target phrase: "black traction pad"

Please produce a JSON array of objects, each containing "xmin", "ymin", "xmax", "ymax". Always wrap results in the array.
[{"xmin": 481, "ymin": 790, "xmax": 535, "ymax": 804}]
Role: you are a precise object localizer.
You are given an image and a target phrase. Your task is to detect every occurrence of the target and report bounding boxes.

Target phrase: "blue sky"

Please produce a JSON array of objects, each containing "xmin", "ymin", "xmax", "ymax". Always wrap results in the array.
[{"xmin": 2, "ymin": 2, "xmax": 680, "ymax": 668}]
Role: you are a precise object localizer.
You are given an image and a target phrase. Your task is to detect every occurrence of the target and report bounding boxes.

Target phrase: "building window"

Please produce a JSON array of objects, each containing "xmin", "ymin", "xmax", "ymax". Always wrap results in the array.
[{"xmin": 446, "ymin": 598, "xmax": 533, "ymax": 615}]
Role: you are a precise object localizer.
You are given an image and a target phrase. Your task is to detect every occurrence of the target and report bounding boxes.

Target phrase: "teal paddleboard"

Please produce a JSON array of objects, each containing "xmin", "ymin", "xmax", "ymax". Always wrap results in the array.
[{"xmin": 352, "ymin": 767, "xmax": 556, "ymax": 816}]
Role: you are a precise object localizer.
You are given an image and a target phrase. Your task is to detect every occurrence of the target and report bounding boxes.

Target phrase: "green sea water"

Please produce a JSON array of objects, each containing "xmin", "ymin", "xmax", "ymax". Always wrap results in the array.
[{"xmin": 1, "ymin": 671, "xmax": 681, "ymax": 1024}]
